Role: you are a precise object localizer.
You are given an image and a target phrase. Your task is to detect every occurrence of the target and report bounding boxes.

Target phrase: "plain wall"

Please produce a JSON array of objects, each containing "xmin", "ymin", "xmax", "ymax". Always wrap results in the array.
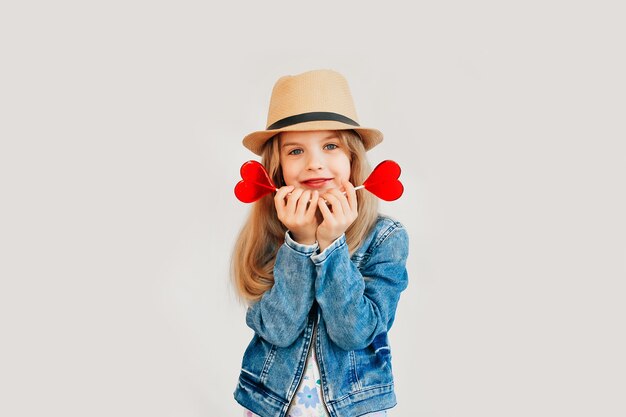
[{"xmin": 1, "ymin": 1, "xmax": 624, "ymax": 416}]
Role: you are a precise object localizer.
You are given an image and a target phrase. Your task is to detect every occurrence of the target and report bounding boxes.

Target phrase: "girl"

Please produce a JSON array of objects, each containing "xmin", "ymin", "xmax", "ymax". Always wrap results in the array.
[{"xmin": 231, "ymin": 70, "xmax": 409, "ymax": 417}]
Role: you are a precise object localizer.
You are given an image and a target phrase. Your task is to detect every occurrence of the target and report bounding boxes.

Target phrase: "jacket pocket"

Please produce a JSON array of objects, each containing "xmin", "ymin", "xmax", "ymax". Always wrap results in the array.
[
  {"xmin": 353, "ymin": 332, "xmax": 394, "ymax": 389},
  {"xmin": 240, "ymin": 334, "xmax": 277, "ymax": 385}
]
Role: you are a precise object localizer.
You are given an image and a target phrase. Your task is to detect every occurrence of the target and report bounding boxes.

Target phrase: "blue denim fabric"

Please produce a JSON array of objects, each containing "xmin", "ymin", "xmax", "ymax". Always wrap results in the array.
[{"xmin": 234, "ymin": 215, "xmax": 409, "ymax": 417}]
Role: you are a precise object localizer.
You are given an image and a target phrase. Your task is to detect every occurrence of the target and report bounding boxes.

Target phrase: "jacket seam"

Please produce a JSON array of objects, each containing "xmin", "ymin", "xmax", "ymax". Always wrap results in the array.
[
  {"xmin": 349, "ymin": 350, "xmax": 361, "ymax": 390},
  {"xmin": 325, "ymin": 382, "xmax": 395, "ymax": 405},
  {"xmin": 373, "ymin": 220, "xmax": 402, "ymax": 249},
  {"xmin": 259, "ymin": 344, "xmax": 277, "ymax": 384},
  {"xmin": 237, "ymin": 374, "xmax": 287, "ymax": 406},
  {"xmin": 284, "ymin": 241, "xmax": 318, "ymax": 257},
  {"xmin": 311, "ymin": 235, "xmax": 346, "ymax": 265},
  {"xmin": 360, "ymin": 220, "xmax": 402, "ymax": 265}
]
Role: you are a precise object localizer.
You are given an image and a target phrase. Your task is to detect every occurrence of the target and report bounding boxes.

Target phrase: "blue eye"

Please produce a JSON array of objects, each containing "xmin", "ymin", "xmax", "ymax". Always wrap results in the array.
[
  {"xmin": 288, "ymin": 149, "xmax": 303, "ymax": 155},
  {"xmin": 324, "ymin": 143, "xmax": 338, "ymax": 150}
]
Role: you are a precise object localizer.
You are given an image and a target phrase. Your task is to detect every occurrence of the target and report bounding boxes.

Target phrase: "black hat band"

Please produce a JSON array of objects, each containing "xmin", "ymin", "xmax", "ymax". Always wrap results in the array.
[{"xmin": 267, "ymin": 111, "xmax": 360, "ymax": 130}]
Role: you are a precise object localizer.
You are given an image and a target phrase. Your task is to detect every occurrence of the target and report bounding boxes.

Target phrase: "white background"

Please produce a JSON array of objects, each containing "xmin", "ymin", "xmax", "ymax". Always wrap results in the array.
[{"xmin": 1, "ymin": 1, "xmax": 625, "ymax": 416}]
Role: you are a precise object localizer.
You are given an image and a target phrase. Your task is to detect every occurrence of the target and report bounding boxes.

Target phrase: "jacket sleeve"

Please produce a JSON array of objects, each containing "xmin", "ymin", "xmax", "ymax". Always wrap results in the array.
[
  {"xmin": 312, "ymin": 224, "xmax": 409, "ymax": 351},
  {"xmin": 245, "ymin": 231, "xmax": 318, "ymax": 348}
]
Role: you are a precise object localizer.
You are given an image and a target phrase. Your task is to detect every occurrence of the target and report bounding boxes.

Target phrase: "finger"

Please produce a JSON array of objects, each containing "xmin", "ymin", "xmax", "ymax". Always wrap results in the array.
[
  {"xmin": 323, "ymin": 192, "xmax": 344, "ymax": 217},
  {"xmin": 296, "ymin": 190, "xmax": 311, "ymax": 217},
  {"xmin": 328, "ymin": 189, "xmax": 349, "ymax": 216},
  {"xmin": 318, "ymin": 195, "xmax": 333, "ymax": 220},
  {"xmin": 305, "ymin": 190, "xmax": 319, "ymax": 219},
  {"xmin": 343, "ymin": 180, "xmax": 358, "ymax": 215},
  {"xmin": 330, "ymin": 188, "xmax": 351, "ymax": 214},
  {"xmin": 275, "ymin": 185, "xmax": 294, "ymax": 203},
  {"xmin": 285, "ymin": 187, "xmax": 304, "ymax": 214},
  {"xmin": 274, "ymin": 185, "xmax": 294, "ymax": 215}
]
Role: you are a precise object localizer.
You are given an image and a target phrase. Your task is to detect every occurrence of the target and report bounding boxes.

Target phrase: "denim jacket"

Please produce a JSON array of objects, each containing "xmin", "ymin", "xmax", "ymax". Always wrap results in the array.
[{"xmin": 234, "ymin": 215, "xmax": 409, "ymax": 417}]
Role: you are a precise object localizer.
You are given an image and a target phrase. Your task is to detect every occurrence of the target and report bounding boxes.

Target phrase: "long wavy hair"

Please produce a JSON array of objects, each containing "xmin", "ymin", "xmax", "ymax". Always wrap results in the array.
[{"xmin": 231, "ymin": 130, "xmax": 379, "ymax": 304}]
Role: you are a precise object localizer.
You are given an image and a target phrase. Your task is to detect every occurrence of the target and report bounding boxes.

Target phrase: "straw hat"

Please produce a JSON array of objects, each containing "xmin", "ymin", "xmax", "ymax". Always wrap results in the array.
[{"xmin": 242, "ymin": 69, "xmax": 383, "ymax": 155}]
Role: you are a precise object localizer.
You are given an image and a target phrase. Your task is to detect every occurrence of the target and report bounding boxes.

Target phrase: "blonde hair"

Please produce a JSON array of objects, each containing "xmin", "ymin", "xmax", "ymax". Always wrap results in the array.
[{"xmin": 231, "ymin": 130, "xmax": 379, "ymax": 304}]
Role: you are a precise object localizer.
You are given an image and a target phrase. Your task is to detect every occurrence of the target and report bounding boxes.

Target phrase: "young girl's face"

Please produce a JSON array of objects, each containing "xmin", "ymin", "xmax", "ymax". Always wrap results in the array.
[{"xmin": 278, "ymin": 130, "xmax": 351, "ymax": 192}]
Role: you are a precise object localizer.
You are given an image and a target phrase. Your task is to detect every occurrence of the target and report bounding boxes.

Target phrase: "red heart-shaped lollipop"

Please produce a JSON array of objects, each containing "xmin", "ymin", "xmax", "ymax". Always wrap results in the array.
[
  {"xmin": 234, "ymin": 159, "xmax": 404, "ymax": 203},
  {"xmin": 234, "ymin": 160, "xmax": 277, "ymax": 203},
  {"xmin": 362, "ymin": 160, "xmax": 403, "ymax": 201}
]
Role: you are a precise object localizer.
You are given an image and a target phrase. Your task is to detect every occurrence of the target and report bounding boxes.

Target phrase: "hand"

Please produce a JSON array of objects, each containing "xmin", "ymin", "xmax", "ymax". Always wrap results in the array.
[
  {"xmin": 274, "ymin": 185, "xmax": 320, "ymax": 245},
  {"xmin": 316, "ymin": 181, "xmax": 358, "ymax": 251}
]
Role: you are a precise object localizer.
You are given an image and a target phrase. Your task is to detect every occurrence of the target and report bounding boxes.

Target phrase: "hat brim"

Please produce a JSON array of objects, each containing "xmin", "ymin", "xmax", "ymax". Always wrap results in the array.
[{"xmin": 242, "ymin": 120, "xmax": 383, "ymax": 156}]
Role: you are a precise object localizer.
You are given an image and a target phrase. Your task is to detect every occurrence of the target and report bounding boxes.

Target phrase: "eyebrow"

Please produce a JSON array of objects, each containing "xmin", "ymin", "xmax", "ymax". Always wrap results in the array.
[
  {"xmin": 280, "ymin": 134, "xmax": 339, "ymax": 149},
  {"xmin": 280, "ymin": 142, "xmax": 300, "ymax": 148}
]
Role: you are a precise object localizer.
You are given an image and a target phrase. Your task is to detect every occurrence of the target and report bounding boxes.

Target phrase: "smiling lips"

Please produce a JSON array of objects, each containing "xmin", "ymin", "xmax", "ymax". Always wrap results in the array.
[{"xmin": 301, "ymin": 178, "xmax": 333, "ymax": 189}]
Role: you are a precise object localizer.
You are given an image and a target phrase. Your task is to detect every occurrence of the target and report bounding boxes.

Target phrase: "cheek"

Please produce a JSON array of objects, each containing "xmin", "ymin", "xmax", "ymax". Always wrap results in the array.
[
  {"xmin": 280, "ymin": 164, "xmax": 298, "ymax": 185},
  {"xmin": 337, "ymin": 157, "xmax": 352, "ymax": 180}
]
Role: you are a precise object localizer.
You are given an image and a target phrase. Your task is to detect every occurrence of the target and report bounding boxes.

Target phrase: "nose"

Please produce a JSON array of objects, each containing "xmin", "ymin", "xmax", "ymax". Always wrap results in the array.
[{"xmin": 306, "ymin": 150, "xmax": 323, "ymax": 170}]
